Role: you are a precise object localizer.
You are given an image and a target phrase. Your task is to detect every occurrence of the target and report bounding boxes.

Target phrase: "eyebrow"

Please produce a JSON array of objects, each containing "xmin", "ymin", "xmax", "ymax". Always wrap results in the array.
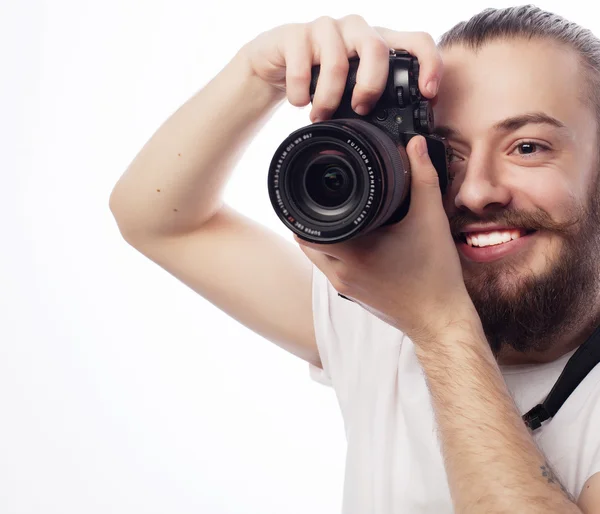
[{"xmin": 433, "ymin": 112, "xmax": 569, "ymax": 140}]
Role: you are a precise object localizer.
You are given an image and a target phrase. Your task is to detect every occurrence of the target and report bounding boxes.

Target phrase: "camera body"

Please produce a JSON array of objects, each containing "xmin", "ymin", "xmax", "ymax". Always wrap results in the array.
[{"xmin": 268, "ymin": 50, "xmax": 451, "ymax": 244}]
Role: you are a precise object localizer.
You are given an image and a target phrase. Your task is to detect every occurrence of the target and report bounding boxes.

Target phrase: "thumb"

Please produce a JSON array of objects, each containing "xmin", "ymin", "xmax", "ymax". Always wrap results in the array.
[{"xmin": 406, "ymin": 135, "xmax": 444, "ymax": 215}]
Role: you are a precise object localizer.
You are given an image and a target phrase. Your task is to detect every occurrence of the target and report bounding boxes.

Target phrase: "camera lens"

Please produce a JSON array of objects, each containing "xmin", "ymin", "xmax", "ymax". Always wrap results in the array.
[
  {"xmin": 323, "ymin": 168, "xmax": 345, "ymax": 192},
  {"xmin": 284, "ymin": 142, "xmax": 362, "ymax": 223},
  {"xmin": 268, "ymin": 119, "xmax": 411, "ymax": 243},
  {"xmin": 305, "ymin": 156, "xmax": 355, "ymax": 208}
]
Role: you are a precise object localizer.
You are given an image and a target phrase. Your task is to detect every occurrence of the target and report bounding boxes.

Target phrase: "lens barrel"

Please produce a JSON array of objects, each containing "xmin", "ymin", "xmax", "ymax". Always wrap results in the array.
[{"xmin": 268, "ymin": 119, "xmax": 411, "ymax": 243}]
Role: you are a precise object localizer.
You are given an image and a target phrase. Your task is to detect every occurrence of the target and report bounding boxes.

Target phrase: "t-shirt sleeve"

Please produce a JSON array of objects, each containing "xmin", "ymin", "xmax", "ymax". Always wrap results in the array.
[
  {"xmin": 308, "ymin": 264, "xmax": 375, "ymax": 389},
  {"xmin": 308, "ymin": 264, "xmax": 336, "ymax": 387}
]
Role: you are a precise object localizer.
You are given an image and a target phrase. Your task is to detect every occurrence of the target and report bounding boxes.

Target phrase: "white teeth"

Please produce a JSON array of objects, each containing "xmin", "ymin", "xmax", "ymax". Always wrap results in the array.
[{"xmin": 465, "ymin": 230, "xmax": 524, "ymax": 247}]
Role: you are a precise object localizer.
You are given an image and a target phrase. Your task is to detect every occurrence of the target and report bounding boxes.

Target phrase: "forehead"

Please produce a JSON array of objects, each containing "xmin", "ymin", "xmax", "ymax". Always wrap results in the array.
[{"xmin": 433, "ymin": 38, "xmax": 591, "ymax": 138}]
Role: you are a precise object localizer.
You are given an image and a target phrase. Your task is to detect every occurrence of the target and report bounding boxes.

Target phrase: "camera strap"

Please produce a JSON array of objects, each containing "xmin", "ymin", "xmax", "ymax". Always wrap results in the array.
[
  {"xmin": 521, "ymin": 323, "xmax": 600, "ymax": 430},
  {"xmin": 338, "ymin": 293, "xmax": 600, "ymax": 431}
]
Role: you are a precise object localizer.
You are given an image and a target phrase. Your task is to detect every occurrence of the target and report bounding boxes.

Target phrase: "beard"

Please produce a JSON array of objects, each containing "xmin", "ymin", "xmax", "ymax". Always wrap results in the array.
[{"xmin": 450, "ymin": 189, "xmax": 600, "ymax": 358}]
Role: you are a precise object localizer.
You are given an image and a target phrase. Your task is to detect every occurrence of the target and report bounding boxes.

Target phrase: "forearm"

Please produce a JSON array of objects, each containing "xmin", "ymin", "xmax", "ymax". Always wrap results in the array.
[
  {"xmin": 109, "ymin": 47, "xmax": 285, "ymax": 240},
  {"xmin": 414, "ymin": 326, "xmax": 581, "ymax": 513}
]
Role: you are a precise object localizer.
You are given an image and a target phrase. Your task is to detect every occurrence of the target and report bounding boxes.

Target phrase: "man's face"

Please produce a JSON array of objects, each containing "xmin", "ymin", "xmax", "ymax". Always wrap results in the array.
[{"xmin": 433, "ymin": 38, "xmax": 600, "ymax": 359}]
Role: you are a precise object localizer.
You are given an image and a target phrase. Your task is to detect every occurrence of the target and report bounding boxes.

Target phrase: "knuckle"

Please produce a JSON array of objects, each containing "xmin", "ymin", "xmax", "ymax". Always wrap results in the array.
[
  {"xmin": 286, "ymin": 23, "xmax": 310, "ymax": 45},
  {"xmin": 326, "ymin": 59, "xmax": 350, "ymax": 77},
  {"xmin": 418, "ymin": 170, "xmax": 441, "ymax": 188},
  {"xmin": 294, "ymin": 22, "xmax": 311, "ymax": 39},
  {"xmin": 275, "ymin": 23, "xmax": 295, "ymax": 38},
  {"xmin": 251, "ymin": 28, "xmax": 272, "ymax": 47},
  {"xmin": 312, "ymin": 15, "xmax": 336, "ymax": 28},
  {"xmin": 277, "ymin": 22, "xmax": 294, "ymax": 32},
  {"xmin": 341, "ymin": 13, "xmax": 367, "ymax": 26},
  {"xmin": 415, "ymin": 31, "xmax": 435, "ymax": 45},
  {"xmin": 287, "ymin": 68, "xmax": 312, "ymax": 84},
  {"xmin": 363, "ymin": 35, "xmax": 390, "ymax": 56}
]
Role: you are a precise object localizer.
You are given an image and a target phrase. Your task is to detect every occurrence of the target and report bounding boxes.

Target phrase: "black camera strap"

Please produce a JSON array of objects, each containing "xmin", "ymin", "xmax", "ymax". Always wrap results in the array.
[{"xmin": 522, "ymin": 323, "xmax": 600, "ymax": 430}]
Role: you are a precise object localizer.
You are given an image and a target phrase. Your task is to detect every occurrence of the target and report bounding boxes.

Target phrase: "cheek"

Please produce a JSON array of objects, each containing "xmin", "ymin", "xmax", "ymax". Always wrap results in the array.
[
  {"xmin": 518, "ymin": 175, "xmax": 574, "ymax": 211},
  {"xmin": 513, "ymin": 170, "xmax": 585, "ymax": 224}
]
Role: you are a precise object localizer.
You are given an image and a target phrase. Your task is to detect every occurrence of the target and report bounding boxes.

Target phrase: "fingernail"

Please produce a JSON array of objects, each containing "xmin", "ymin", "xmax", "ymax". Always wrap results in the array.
[
  {"xmin": 425, "ymin": 78, "xmax": 438, "ymax": 96},
  {"xmin": 417, "ymin": 137, "xmax": 428, "ymax": 156},
  {"xmin": 354, "ymin": 104, "xmax": 369, "ymax": 116}
]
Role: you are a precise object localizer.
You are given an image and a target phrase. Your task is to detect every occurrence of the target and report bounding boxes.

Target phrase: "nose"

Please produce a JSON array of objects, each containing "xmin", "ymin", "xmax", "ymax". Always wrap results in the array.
[{"xmin": 452, "ymin": 154, "xmax": 512, "ymax": 215}]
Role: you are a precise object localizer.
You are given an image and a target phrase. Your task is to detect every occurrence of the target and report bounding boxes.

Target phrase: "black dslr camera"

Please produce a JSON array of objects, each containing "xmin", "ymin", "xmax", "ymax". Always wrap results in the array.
[{"xmin": 267, "ymin": 49, "xmax": 451, "ymax": 244}]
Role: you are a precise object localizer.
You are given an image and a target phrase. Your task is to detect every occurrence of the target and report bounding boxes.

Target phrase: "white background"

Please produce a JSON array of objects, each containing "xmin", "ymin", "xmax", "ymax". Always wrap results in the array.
[{"xmin": 1, "ymin": 1, "xmax": 597, "ymax": 513}]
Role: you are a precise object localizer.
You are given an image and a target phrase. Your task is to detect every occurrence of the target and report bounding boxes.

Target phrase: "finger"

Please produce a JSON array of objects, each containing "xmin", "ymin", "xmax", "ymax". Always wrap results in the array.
[
  {"xmin": 405, "ymin": 136, "xmax": 444, "ymax": 215},
  {"xmin": 338, "ymin": 14, "xmax": 390, "ymax": 115},
  {"xmin": 294, "ymin": 236, "xmax": 344, "ymax": 279},
  {"xmin": 293, "ymin": 233, "xmax": 345, "ymax": 261},
  {"xmin": 373, "ymin": 28, "xmax": 443, "ymax": 98},
  {"xmin": 283, "ymin": 24, "xmax": 314, "ymax": 107},
  {"xmin": 308, "ymin": 17, "xmax": 350, "ymax": 122}
]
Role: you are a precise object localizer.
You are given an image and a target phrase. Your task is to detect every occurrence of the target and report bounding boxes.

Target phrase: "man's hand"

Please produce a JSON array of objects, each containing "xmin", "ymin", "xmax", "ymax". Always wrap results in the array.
[{"xmin": 294, "ymin": 135, "xmax": 481, "ymax": 345}]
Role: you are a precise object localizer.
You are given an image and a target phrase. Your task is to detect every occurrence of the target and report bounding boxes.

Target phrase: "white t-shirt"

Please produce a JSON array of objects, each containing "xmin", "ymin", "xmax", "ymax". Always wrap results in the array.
[{"xmin": 309, "ymin": 265, "xmax": 600, "ymax": 513}]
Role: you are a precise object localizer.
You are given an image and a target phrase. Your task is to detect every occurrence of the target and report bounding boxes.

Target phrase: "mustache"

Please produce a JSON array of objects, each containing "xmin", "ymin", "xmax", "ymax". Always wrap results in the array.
[{"xmin": 448, "ymin": 207, "xmax": 584, "ymax": 237}]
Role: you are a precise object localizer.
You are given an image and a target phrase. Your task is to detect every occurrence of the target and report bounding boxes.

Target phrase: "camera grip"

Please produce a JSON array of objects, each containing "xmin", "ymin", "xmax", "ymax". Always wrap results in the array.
[{"xmin": 309, "ymin": 58, "xmax": 360, "ymax": 100}]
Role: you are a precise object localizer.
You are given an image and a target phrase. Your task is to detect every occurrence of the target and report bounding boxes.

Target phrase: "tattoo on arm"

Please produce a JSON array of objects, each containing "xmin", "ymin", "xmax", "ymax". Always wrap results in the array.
[{"xmin": 540, "ymin": 463, "xmax": 576, "ymax": 502}]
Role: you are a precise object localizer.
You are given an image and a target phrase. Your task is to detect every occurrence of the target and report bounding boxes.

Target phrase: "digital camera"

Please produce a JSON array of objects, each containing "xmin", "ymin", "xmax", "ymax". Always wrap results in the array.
[{"xmin": 267, "ymin": 50, "xmax": 451, "ymax": 244}]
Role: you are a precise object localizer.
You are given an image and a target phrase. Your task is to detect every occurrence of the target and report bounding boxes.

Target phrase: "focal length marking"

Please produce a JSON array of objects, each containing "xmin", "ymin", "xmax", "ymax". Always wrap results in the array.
[
  {"xmin": 272, "ymin": 133, "xmax": 314, "ymax": 217},
  {"xmin": 346, "ymin": 139, "xmax": 376, "ymax": 225}
]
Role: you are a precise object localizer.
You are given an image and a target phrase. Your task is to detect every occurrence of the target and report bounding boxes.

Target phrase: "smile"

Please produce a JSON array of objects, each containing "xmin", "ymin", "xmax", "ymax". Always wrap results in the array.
[{"xmin": 456, "ymin": 229, "xmax": 538, "ymax": 263}]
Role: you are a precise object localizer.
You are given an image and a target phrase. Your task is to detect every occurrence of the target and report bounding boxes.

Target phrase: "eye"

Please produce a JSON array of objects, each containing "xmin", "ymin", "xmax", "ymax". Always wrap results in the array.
[
  {"xmin": 511, "ymin": 141, "xmax": 550, "ymax": 156},
  {"xmin": 448, "ymin": 148, "xmax": 464, "ymax": 165}
]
